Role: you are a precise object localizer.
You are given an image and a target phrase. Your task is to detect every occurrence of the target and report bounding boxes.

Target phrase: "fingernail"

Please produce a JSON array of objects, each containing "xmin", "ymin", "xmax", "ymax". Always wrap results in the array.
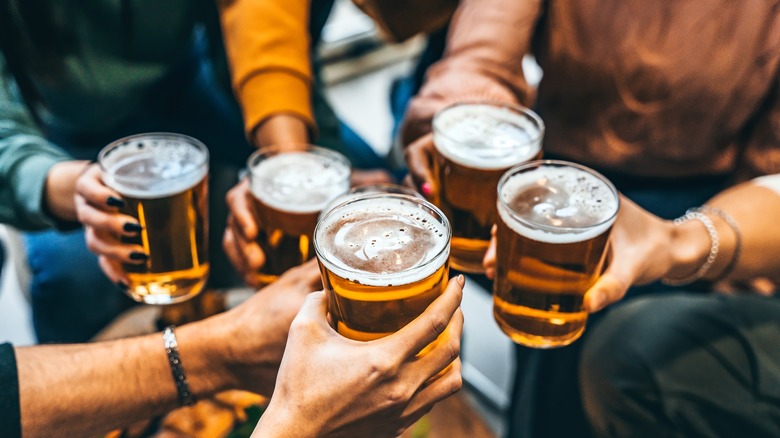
[
  {"xmin": 106, "ymin": 196, "xmax": 125, "ymax": 208},
  {"xmin": 116, "ymin": 281, "xmax": 128, "ymax": 291},
  {"xmin": 421, "ymin": 182, "xmax": 433, "ymax": 196},
  {"xmin": 123, "ymin": 222, "xmax": 143, "ymax": 233},
  {"xmin": 457, "ymin": 274, "xmax": 465, "ymax": 287},
  {"xmin": 129, "ymin": 252, "xmax": 149, "ymax": 261}
]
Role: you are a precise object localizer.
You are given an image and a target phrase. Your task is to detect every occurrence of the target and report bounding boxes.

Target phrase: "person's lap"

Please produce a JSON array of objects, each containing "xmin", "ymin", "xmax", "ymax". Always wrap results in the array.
[{"xmin": 581, "ymin": 293, "xmax": 780, "ymax": 438}]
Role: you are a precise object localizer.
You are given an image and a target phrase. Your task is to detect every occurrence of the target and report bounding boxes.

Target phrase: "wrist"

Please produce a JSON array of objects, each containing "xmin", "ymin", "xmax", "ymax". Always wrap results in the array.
[
  {"xmin": 254, "ymin": 402, "xmax": 316, "ymax": 438},
  {"xmin": 667, "ymin": 217, "xmax": 712, "ymax": 281},
  {"xmin": 45, "ymin": 160, "xmax": 90, "ymax": 222},
  {"xmin": 175, "ymin": 319, "xmax": 235, "ymax": 398},
  {"xmin": 252, "ymin": 114, "xmax": 310, "ymax": 150}
]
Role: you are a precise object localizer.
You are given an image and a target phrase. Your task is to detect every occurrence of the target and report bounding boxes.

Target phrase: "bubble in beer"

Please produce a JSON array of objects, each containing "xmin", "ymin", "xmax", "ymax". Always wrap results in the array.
[
  {"xmin": 433, "ymin": 103, "xmax": 543, "ymax": 169},
  {"xmin": 251, "ymin": 152, "xmax": 350, "ymax": 214},
  {"xmin": 499, "ymin": 165, "xmax": 618, "ymax": 243},
  {"xmin": 101, "ymin": 137, "xmax": 208, "ymax": 198},
  {"xmin": 316, "ymin": 197, "xmax": 449, "ymax": 286}
]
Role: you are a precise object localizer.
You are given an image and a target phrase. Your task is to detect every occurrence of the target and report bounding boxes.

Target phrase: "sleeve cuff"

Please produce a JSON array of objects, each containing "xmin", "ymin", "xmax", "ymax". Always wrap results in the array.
[
  {"xmin": 237, "ymin": 70, "xmax": 315, "ymax": 141},
  {"xmin": 12, "ymin": 154, "xmax": 74, "ymax": 231}
]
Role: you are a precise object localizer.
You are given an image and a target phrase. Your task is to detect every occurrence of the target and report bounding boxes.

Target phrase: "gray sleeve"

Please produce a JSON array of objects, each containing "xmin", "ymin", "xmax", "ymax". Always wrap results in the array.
[{"xmin": 0, "ymin": 51, "xmax": 72, "ymax": 230}]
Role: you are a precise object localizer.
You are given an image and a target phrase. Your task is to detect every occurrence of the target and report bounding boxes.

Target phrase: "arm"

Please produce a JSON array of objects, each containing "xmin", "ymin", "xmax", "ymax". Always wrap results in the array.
[
  {"xmin": 0, "ymin": 52, "xmax": 81, "ymax": 230},
  {"xmin": 483, "ymin": 179, "xmax": 780, "ymax": 313},
  {"xmin": 13, "ymin": 261, "xmax": 464, "ymax": 438},
  {"xmin": 218, "ymin": 0, "xmax": 313, "ymax": 148},
  {"xmin": 16, "ymin": 261, "xmax": 322, "ymax": 437},
  {"xmin": 401, "ymin": 0, "xmax": 542, "ymax": 193},
  {"xmin": 400, "ymin": 0, "xmax": 542, "ymax": 145}
]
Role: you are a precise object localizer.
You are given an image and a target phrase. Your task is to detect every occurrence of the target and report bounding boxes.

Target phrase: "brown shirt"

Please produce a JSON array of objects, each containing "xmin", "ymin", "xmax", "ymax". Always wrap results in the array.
[{"xmin": 404, "ymin": 0, "xmax": 780, "ymax": 178}]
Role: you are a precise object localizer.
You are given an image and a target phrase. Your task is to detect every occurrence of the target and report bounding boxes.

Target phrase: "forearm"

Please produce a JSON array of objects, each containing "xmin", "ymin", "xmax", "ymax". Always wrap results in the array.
[
  {"xmin": 16, "ymin": 323, "xmax": 232, "ymax": 438},
  {"xmin": 219, "ymin": 0, "xmax": 315, "ymax": 139},
  {"xmin": 252, "ymin": 114, "xmax": 310, "ymax": 150},
  {"xmin": 667, "ymin": 178, "xmax": 780, "ymax": 283},
  {"xmin": 401, "ymin": 0, "xmax": 542, "ymax": 144}
]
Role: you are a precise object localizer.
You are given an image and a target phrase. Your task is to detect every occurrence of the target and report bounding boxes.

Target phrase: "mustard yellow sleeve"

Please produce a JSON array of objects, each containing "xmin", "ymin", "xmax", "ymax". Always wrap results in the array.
[{"xmin": 219, "ymin": 0, "xmax": 315, "ymax": 139}]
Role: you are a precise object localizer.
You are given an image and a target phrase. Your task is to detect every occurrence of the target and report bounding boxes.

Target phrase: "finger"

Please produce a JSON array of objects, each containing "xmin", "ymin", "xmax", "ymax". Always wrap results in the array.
[
  {"xmin": 225, "ymin": 215, "xmax": 266, "ymax": 273},
  {"xmin": 279, "ymin": 258, "xmax": 323, "ymax": 290},
  {"xmin": 289, "ymin": 291, "xmax": 331, "ymax": 332},
  {"xmin": 388, "ymin": 275, "xmax": 464, "ymax": 358},
  {"xmin": 400, "ymin": 359, "xmax": 463, "ymax": 426},
  {"xmin": 98, "ymin": 255, "xmax": 129, "ymax": 285},
  {"xmin": 404, "ymin": 134, "xmax": 437, "ymax": 198},
  {"xmin": 222, "ymin": 227, "xmax": 252, "ymax": 284},
  {"xmin": 76, "ymin": 197, "xmax": 142, "ymax": 238},
  {"xmin": 405, "ymin": 307, "xmax": 463, "ymax": 385},
  {"xmin": 85, "ymin": 227, "xmax": 147, "ymax": 264},
  {"xmin": 583, "ymin": 265, "xmax": 632, "ymax": 313},
  {"xmin": 483, "ymin": 224, "xmax": 498, "ymax": 280},
  {"xmin": 226, "ymin": 179, "xmax": 259, "ymax": 241},
  {"xmin": 76, "ymin": 164, "xmax": 125, "ymax": 210}
]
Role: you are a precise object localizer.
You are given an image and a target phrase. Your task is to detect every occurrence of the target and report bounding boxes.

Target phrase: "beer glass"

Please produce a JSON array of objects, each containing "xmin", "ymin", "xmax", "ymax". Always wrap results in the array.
[
  {"xmin": 493, "ymin": 160, "xmax": 619, "ymax": 348},
  {"xmin": 99, "ymin": 133, "xmax": 210, "ymax": 305},
  {"xmin": 248, "ymin": 146, "xmax": 351, "ymax": 285},
  {"xmin": 432, "ymin": 101, "xmax": 544, "ymax": 273},
  {"xmin": 314, "ymin": 193, "xmax": 451, "ymax": 343}
]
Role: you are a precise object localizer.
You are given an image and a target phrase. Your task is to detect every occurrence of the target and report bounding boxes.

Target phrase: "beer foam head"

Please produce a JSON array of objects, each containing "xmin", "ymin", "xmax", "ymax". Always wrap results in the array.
[
  {"xmin": 99, "ymin": 134, "xmax": 209, "ymax": 198},
  {"xmin": 315, "ymin": 195, "xmax": 450, "ymax": 286},
  {"xmin": 250, "ymin": 151, "xmax": 351, "ymax": 214},
  {"xmin": 433, "ymin": 103, "xmax": 544, "ymax": 170},
  {"xmin": 498, "ymin": 163, "xmax": 619, "ymax": 244}
]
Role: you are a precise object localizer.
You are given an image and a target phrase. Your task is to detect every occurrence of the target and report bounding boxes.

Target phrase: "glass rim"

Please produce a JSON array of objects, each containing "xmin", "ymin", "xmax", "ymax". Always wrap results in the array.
[
  {"xmin": 497, "ymin": 159, "xmax": 620, "ymax": 234},
  {"xmin": 314, "ymin": 192, "xmax": 452, "ymax": 283},
  {"xmin": 246, "ymin": 144, "xmax": 352, "ymax": 189},
  {"xmin": 432, "ymin": 100, "xmax": 546, "ymax": 149},
  {"xmin": 98, "ymin": 132, "xmax": 209, "ymax": 185}
]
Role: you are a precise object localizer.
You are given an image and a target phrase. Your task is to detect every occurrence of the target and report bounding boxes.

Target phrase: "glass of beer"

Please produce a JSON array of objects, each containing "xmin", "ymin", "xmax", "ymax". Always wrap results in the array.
[
  {"xmin": 493, "ymin": 160, "xmax": 619, "ymax": 348},
  {"xmin": 248, "ymin": 146, "xmax": 351, "ymax": 285},
  {"xmin": 432, "ymin": 101, "xmax": 544, "ymax": 274},
  {"xmin": 99, "ymin": 133, "xmax": 210, "ymax": 305},
  {"xmin": 314, "ymin": 193, "xmax": 451, "ymax": 343}
]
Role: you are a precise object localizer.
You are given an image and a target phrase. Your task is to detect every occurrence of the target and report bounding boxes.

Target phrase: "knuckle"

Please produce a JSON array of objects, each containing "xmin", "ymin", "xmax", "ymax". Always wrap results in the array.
[{"xmin": 429, "ymin": 314, "xmax": 449, "ymax": 338}]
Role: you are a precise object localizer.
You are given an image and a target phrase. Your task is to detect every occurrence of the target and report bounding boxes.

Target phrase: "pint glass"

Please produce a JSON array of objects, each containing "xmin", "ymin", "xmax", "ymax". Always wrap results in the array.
[
  {"xmin": 99, "ymin": 133, "xmax": 210, "ymax": 305},
  {"xmin": 432, "ymin": 102, "xmax": 544, "ymax": 273},
  {"xmin": 493, "ymin": 160, "xmax": 619, "ymax": 348},
  {"xmin": 248, "ymin": 146, "xmax": 350, "ymax": 285},
  {"xmin": 314, "ymin": 193, "xmax": 451, "ymax": 343}
]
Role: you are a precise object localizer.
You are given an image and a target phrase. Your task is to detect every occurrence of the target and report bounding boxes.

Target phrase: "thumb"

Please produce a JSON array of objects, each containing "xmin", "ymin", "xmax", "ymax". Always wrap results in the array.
[{"xmin": 290, "ymin": 291, "xmax": 330, "ymax": 330}]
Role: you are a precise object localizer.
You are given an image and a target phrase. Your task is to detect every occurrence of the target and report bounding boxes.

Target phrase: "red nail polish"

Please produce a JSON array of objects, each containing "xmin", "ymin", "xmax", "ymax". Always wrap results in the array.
[{"xmin": 421, "ymin": 182, "xmax": 433, "ymax": 196}]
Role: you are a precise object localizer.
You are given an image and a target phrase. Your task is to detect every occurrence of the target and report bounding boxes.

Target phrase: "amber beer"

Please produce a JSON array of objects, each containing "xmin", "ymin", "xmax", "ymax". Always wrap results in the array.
[
  {"xmin": 99, "ymin": 133, "xmax": 210, "ymax": 304},
  {"xmin": 314, "ymin": 194, "xmax": 451, "ymax": 342},
  {"xmin": 493, "ymin": 160, "xmax": 619, "ymax": 348},
  {"xmin": 249, "ymin": 146, "xmax": 350, "ymax": 285},
  {"xmin": 432, "ymin": 102, "xmax": 544, "ymax": 273}
]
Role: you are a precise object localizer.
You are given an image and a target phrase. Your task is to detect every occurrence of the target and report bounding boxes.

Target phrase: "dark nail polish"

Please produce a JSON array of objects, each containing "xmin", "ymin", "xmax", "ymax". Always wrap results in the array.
[
  {"xmin": 123, "ymin": 222, "xmax": 143, "ymax": 233},
  {"xmin": 129, "ymin": 252, "xmax": 149, "ymax": 261},
  {"xmin": 116, "ymin": 281, "xmax": 128, "ymax": 291},
  {"xmin": 107, "ymin": 196, "xmax": 125, "ymax": 208}
]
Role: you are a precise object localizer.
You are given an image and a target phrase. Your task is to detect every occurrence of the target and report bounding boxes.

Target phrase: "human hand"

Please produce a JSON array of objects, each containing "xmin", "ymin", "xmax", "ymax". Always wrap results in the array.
[
  {"xmin": 208, "ymin": 259, "xmax": 323, "ymax": 397},
  {"xmin": 403, "ymin": 133, "xmax": 437, "ymax": 199},
  {"xmin": 255, "ymin": 275, "xmax": 465, "ymax": 438},
  {"xmin": 75, "ymin": 164, "xmax": 146, "ymax": 286},
  {"xmin": 223, "ymin": 178, "xmax": 267, "ymax": 287},
  {"xmin": 483, "ymin": 197, "xmax": 685, "ymax": 313},
  {"xmin": 44, "ymin": 160, "xmax": 90, "ymax": 223}
]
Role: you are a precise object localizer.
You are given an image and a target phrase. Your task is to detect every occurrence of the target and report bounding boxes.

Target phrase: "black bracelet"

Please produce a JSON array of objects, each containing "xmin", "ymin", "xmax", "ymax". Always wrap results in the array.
[{"xmin": 163, "ymin": 326, "xmax": 196, "ymax": 407}]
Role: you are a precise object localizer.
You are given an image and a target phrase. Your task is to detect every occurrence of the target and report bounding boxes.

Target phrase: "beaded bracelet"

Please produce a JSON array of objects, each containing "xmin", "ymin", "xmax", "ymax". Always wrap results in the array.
[
  {"xmin": 661, "ymin": 211, "xmax": 720, "ymax": 286},
  {"xmin": 695, "ymin": 205, "xmax": 742, "ymax": 282},
  {"xmin": 163, "ymin": 326, "xmax": 196, "ymax": 407}
]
